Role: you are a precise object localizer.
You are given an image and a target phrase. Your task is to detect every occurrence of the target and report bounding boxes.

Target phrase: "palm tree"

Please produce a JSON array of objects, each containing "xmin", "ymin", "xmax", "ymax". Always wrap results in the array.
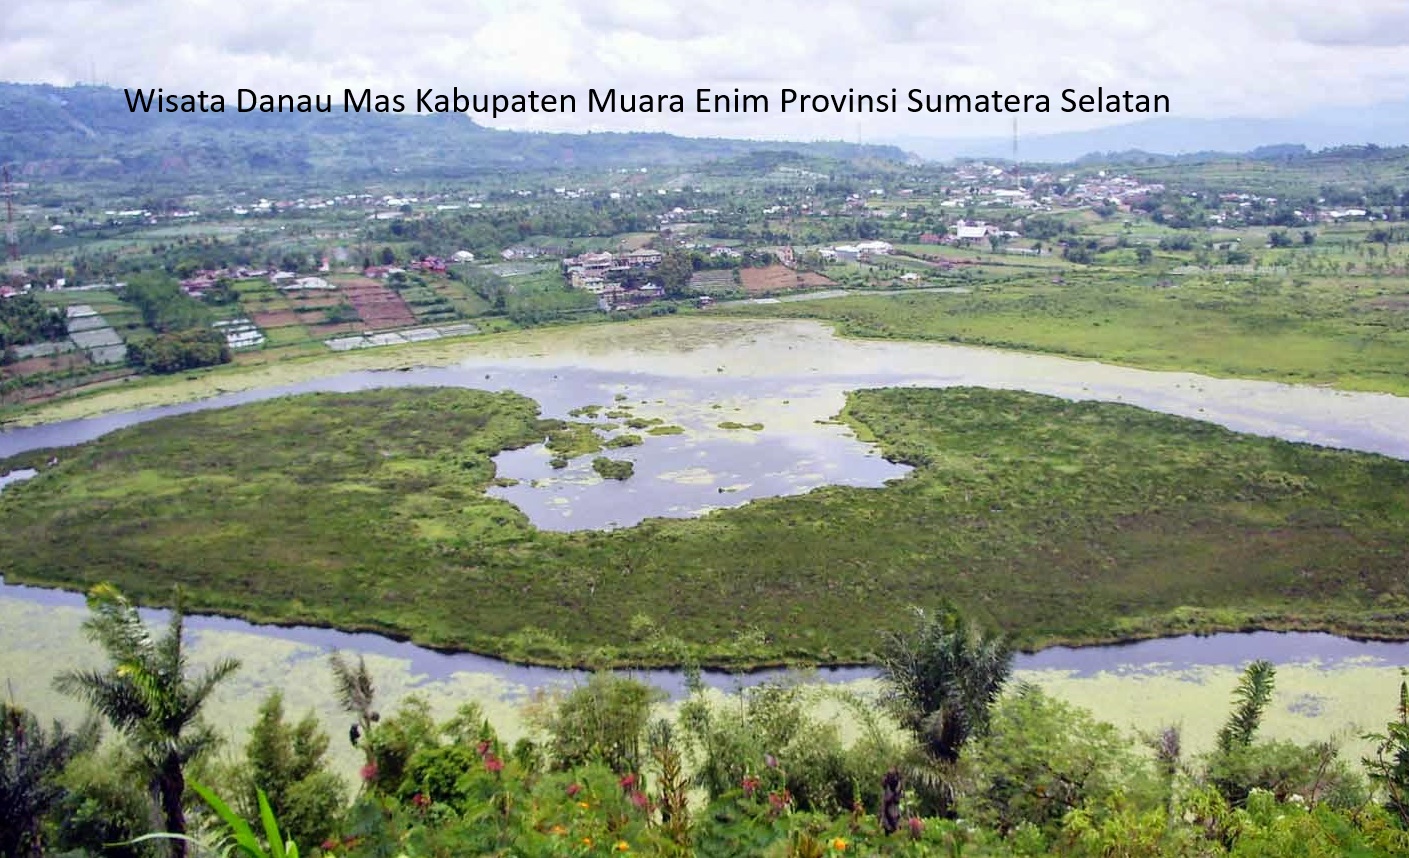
[
  {"xmin": 54, "ymin": 584, "xmax": 241, "ymax": 857},
  {"xmin": 0, "ymin": 704, "xmax": 99, "ymax": 858},
  {"xmin": 878, "ymin": 602, "xmax": 1013, "ymax": 766},
  {"xmin": 328, "ymin": 650, "xmax": 378, "ymax": 763}
]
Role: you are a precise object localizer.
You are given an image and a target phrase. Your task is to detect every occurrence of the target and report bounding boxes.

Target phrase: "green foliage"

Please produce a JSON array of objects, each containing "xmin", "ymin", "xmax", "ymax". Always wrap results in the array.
[
  {"xmin": 1204, "ymin": 739, "xmax": 1365, "ymax": 809},
  {"xmin": 656, "ymin": 249, "xmax": 695, "ymax": 299},
  {"xmin": 7, "ymin": 387, "xmax": 1409, "ymax": 669},
  {"xmin": 121, "ymin": 273, "xmax": 211, "ymax": 332},
  {"xmin": 128, "ymin": 327, "xmax": 232, "ymax": 374},
  {"xmin": 962, "ymin": 684, "xmax": 1149, "ymax": 837},
  {"xmin": 0, "ymin": 703, "xmax": 100, "ymax": 858},
  {"xmin": 53, "ymin": 745, "xmax": 160, "ymax": 858},
  {"xmin": 0, "ymin": 293, "xmax": 67, "ymax": 348},
  {"xmin": 234, "ymin": 691, "xmax": 348, "ymax": 848},
  {"xmin": 531, "ymin": 674, "xmax": 664, "ymax": 774},
  {"xmin": 1217, "ymin": 660, "xmax": 1276, "ymax": 755},
  {"xmin": 362, "ymin": 696, "xmax": 440, "ymax": 795},
  {"xmin": 1203, "ymin": 663, "xmax": 1366, "ymax": 810},
  {"xmin": 54, "ymin": 583, "xmax": 241, "ymax": 855},
  {"xmin": 1362, "ymin": 676, "xmax": 1409, "ymax": 826},
  {"xmin": 879, "ymin": 603, "xmax": 1013, "ymax": 767},
  {"xmin": 592, "ymin": 457, "xmax": 635, "ymax": 480}
]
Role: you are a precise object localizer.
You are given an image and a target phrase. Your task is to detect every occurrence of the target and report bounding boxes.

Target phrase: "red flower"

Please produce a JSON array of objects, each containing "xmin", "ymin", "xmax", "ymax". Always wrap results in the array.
[
  {"xmin": 359, "ymin": 762, "xmax": 378, "ymax": 783},
  {"xmin": 742, "ymin": 775, "xmax": 761, "ymax": 797},
  {"xmin": 477, "ymin": 739, "xmax": 491, "ymax": 757},
  {"xmin": 484, "ymin": 754, "xmax": 504, "ymax": 773},
  {"xmin": 412, "ymin": 792, "xmax": 431, "ymax": 810},
  {"xmin": 619, "ymin": 773, "xmax": 636, "ymax": 790},
  {"xmin": 567, "ymin": 782, "xmax": 582, "ymax": 797},
  {"xmin": 629, "ymin": 790, "xmax": 649, "ymax": 810},
  {"xmin": 908, "ymin": 817, "xmax": 925, "ymax": 840}
]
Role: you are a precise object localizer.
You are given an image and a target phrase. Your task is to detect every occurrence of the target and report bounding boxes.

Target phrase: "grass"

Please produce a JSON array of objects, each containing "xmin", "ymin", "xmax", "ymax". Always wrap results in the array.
[
  {"xmin": 3, "ymin": 385, "xmax": 1409, "ymax": 669},
  {"xmin": 592, "ymin": 457, "xmax": 635, "ymax": 480},
  {"xmin": 719, "ymin": 273, "xmax": 1409, "ymax": 395}
]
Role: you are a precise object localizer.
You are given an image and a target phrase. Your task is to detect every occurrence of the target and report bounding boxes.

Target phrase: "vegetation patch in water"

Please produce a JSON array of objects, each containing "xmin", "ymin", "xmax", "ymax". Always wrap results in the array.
[
  {"xmin": 592, "ymin": 457, "xmax": 635, "ymax": 480},
  {"xmin": 3, "ymin": 386, "xmax": 1409, "ymax": 667}
]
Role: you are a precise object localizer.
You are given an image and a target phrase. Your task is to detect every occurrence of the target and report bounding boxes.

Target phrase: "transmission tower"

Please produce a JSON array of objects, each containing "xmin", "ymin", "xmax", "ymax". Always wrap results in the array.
[{"xmin": 2, "ymin": 166, "xmax": 19, "ymax": 277}]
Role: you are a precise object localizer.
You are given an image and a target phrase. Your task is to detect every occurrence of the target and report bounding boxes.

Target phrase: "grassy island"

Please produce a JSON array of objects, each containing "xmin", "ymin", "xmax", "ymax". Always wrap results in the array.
[{"xmin": 2, "ymin": 385, "xmax": 1408, "ymax": 667}]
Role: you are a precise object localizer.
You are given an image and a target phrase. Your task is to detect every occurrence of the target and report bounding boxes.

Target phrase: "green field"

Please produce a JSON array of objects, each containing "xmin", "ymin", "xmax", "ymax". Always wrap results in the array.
[
  {"xmin": 3, "ymin": 386, "xmax": 1408, "ymax": 668},
  {"xmin": 719, "ymin": 273, "xmax": 1409, "ymax": 394}
]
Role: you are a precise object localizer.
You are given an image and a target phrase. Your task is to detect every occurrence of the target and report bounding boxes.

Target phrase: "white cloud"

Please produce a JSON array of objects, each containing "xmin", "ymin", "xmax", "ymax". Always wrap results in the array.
[{"xmin": 5, "ymin": 0, "xmax": 1409, "ymax": 141}]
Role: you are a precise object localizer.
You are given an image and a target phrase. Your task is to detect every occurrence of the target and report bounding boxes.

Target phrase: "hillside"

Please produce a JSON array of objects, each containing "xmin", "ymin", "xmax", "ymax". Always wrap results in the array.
[{"xmin": 0, "ymin": 82, "xmax": 909, "ymax": 180}]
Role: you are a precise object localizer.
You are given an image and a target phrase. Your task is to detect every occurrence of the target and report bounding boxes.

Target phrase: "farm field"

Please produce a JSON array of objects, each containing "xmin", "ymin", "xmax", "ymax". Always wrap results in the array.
[
  {"xmin": 739, "ymin": 264, "xmax": 836, "ymax": 294},
  {"xmin": 3, "ymin": 385, "xmax": 1408, "ymax": 668}
]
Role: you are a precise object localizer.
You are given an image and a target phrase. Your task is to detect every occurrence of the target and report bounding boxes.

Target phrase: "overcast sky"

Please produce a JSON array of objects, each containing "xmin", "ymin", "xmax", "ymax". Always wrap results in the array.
[{"xmin": 5, "ymin": 0, "xmax": 1409, "ymax": 142}]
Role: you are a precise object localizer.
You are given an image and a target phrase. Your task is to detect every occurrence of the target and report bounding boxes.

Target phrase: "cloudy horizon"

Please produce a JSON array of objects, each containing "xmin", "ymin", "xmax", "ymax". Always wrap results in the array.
[{"xmin": 5, "ymin": 0, "xmax": 1409, "ymax": 144}]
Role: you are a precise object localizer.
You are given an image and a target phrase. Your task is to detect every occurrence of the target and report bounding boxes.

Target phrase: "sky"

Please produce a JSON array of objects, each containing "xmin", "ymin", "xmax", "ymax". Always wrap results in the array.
[{"xmin": 4, "ymin": 0, "xmax": 1409, "ymax": 143}]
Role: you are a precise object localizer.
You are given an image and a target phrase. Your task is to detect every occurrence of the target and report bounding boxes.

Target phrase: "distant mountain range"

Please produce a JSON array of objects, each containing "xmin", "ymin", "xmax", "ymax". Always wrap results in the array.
[
  {"xmin": 0, "ymin": 82, "xmax": 907, "ymax": 181},
  {"xmin": 888, "ymin": 101, "xmax": 1409, "ymax": 163}
]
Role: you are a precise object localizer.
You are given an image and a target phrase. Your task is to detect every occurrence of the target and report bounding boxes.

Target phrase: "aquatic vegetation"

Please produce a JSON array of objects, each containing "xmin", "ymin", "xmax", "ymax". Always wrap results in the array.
[
  {"xmin": 593, "ymin": 457, "xmax": 636, "ymax": 481},
  {"xmin": 3, "ymin": 386, "xmax": 1409, "ymax": 667}
]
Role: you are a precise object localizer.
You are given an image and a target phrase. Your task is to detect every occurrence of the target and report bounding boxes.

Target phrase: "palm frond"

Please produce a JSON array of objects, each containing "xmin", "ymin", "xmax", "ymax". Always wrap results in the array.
[
  {"xmin": 328, "ymin": 650, "xmax": 375, "ymax": 718},
  {"xmin": 53, "ymin": 668, "xmax": 150, "ymax": 732},
  {"xmin": 177, "ymin": 658, "xmax": 244, "ymax": 725},
  {"xmin": 81, "ymin": 584, "xmax": 155, "ymax": 665}
]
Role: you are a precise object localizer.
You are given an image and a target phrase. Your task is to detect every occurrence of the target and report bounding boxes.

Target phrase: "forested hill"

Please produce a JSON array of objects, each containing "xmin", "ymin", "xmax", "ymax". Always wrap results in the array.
[{"xmin": 0, "ymin": 82, "xmax": 908, "ymax": 180}]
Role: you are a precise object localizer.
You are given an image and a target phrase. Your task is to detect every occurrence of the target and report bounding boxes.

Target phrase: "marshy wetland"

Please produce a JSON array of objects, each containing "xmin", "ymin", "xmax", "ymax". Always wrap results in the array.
[{"xmin": 3, "ymin": 316, "xmax": 1409, "ymax": 780}]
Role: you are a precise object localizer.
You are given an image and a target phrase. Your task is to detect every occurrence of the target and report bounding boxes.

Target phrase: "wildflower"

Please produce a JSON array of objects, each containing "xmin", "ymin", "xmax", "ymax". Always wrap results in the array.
[
  {"xmin": 581, "ymin": 837, "xmax": 593, "ymax": 847},
  {"xmin": 567, "ymin": 782, "xmax": 582, "ymax": 797},
  {"xmin": 578, "ymin": 801, "xmax": 591, "ymax": 810},
  {"xmin": 764, "ymin": 753, "xmax": 778, "ymax": 769},
  {"xmin": 742, "ymin": 775, "xmax": 761, "ymax": 796},
  {"xmin": 549, "ymin": 824, "xmax": 567, "ymax": 836},
  {"xmin": 484, "ymin": 754, "xmax": 504, "ymax": 773},
  {"xmin": 630, "ymin": 790, "xmax": 649, "ymax": 810},
  {"xmin": 619, "ymin": 773, "xmax": 637, "ymax": 790},
  {"xmin": 908, "ymin": 817, "xmax": 925, "ymax": 840},
  {"xmin": 359, "ymin": 762, "xmax": 378, "ymax": 783},
  {"xmin": 615, "ymin": 841, "xmax": 631, "ymax": 852},
  {"xmin": 477, "ymin": 739, "xmax": 491, "ymax": 756},
  {"xmin": 321, "ymin": 840, "xmax": 339, "ymax": 852},
  {"xmin": 831, "ymin": 837, "xmax": 848, "ymax": 851},
  {"xmin": 411, "ymin": 792, "xmax": 431, "ymax": 810}
]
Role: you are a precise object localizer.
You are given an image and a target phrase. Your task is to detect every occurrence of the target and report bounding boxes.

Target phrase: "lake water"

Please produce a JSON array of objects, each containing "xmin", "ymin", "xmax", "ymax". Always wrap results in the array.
[
  {"xmin": 4, "ymin": 319, "xmax": 1409, "ymax": 767},
  {"xmin": 3, "ymin": 317, "xmax": 1409, "ymax": 666}
]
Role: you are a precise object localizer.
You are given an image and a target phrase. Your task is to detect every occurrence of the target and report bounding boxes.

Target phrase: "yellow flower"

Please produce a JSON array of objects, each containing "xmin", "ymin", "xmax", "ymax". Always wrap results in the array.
[
  {"xmin": 615, "ymin": 841, "xmax": 630, "ymax": 852},
  {"xmin": 581, "ymin": 836, "xmax": 593, "ymax": 846},
  {"xmin": 549, "ymin": 824, "xmax": 567, "ymax": 836},
  {"xmin": 577, "ymin": 801, "xmax": 591, "ymax": 809},
  {"xmin": 831, "ymin": 837, "xmax": 848, "ymax": 851}
]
